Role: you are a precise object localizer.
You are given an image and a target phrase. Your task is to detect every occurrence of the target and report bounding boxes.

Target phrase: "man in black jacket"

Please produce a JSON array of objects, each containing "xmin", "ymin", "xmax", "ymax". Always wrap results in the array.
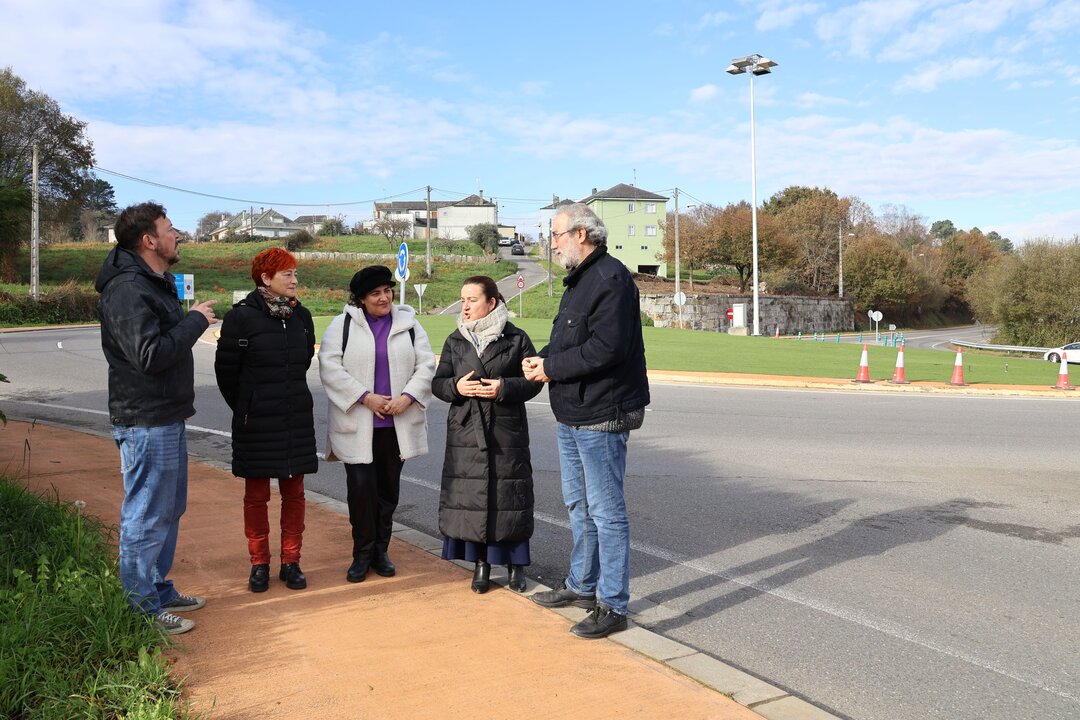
[
  {"xmin": 96, "ymin": 202, "xmax": 217, "ymax": 635},
  {"xmin": 524, "ymin": 203, "xmax": 649, "ymax": 639}
]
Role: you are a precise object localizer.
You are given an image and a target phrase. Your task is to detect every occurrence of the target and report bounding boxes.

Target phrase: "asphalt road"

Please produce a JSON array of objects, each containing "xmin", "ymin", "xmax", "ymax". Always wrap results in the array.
[{"xmin": 2, "ymin": 325, "xmax": 1078, "ymax": 720}]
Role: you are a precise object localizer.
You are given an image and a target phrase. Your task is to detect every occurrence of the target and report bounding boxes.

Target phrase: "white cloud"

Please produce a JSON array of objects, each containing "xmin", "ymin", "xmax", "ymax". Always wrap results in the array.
[
  {"xmin": 696, "ymin": 11, "xmax": 732, "ymax": 29},
  {"xmin": 756, "ymin": 2, "xmax": 823, "ymax": 31},
  {"xmin": 796, "ymin": 92, "xmax": 852, "ymax": 108},
  {"xmin": 690, "ymin": 84, "xmax": 720, "ymax": 102},
  {"xmin": 1028, "ymin": 0, "xmax": 1080, "ymax": 34},
  {"xmin": 895, "ymin": 56, "xmax": 1001, "ymax": 92},
  {"xmin": 816, "ymin": 0, "xmax": 928, "ymax": 58},
  {"xmin": 880, "ymin": 0, "xmax": 1032, "ymax": 61},
  {"xmin": 520, "ymin": 81, "xmax": 551, "ymax": 97}
]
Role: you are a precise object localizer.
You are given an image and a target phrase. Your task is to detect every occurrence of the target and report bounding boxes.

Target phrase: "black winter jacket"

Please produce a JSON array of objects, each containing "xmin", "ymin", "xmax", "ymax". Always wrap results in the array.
[
  {"xmin": 95, "ymin": 246, "xmax": 210, "ymax": 427},
  {"xmin": 214, "ymin": 290, "xmax": 319, "ymax": 479},
  {"xmin": 432, "ymin": 321, "xmax": 543, "ymax": 543},
  {"xmin": 541, "ymin": 245, "xmax": 650, "ymax": 426}
]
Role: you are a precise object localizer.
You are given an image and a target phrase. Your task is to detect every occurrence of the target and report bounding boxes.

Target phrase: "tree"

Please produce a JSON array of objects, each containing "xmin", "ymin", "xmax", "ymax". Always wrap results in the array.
[
  {"xmin": 372, "ymin": 217, "xmax": 413, "ymax": 250},
  {"xmin": 466, "ymin": 223, "xmax": 501, "ymax": 255},
  {"xmin": 987, "ymin": 230, "xmax": 1013, "ymax": 254},
  {"xmin": 843, "ymin": 235, "xmax": 922, "ymax": 313},
  {"xmin": 941, "ymin": 229, "xmax": 998, "ymax": 306},
  {"xmin": 878, "ymin": 203, "xmax": 929, "ymax": 250},
  {"xmin": 968, "ymin": 240, "xmax": 1080, "ymax": 346},
  {"xmin": 659, "ymin": 206, "xmax": 715, "ymax": 289},
  {"xmin": 318, "ymin": 214, "xmax": 347, "ymax": 237},
  {"xmin": 931, "ymin": 219, "xmax": 957, "ymax": 241},
  {"xmin": 0, "ymin": 67, "xmax": 96, "ymax": 249},
  {"xmin": 0, "ymin": 176, "xmax": 30, "ymax": 279},
  {"xmin": 709, "ymin": 201, "xmax": 790, "ymax": 292},
  {"xmin": 763, "ymin": 186, "xmax": 847, "ymax": 294},
  {"xmin": 196, "ymin": 210, "xmax": 232, "ymax": 241}
]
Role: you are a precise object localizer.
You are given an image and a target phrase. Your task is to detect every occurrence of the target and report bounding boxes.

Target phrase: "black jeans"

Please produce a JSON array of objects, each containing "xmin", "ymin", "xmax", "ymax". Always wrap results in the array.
[{"xmin": 344, "ymin": 428, "xmax": 403, "ymax": 568}]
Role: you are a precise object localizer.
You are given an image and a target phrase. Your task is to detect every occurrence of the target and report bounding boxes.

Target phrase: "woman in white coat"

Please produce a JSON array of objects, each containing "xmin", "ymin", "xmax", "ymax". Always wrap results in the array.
[{"xmin": 318, "ymin": 265, "xmax": 435, "ymax": 583}]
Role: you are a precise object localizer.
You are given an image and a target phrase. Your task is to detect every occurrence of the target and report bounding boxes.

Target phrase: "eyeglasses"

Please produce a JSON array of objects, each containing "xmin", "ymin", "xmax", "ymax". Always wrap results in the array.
[{"xmin": 551, "ymin": 229, "xmax": 576, "ymax": 240}]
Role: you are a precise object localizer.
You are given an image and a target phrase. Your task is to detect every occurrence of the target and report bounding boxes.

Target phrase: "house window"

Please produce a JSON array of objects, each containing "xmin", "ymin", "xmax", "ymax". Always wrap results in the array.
[
  {"xmin": 627, "ymin": 225, "xmax": 636, "ymax": 236},
  {"xmin": 645, "ymin": 225, "xmax": 657, "ymax": 236},
  {"xmin": 646, "ymin": 203, "xmax": 656, "ymax": 213},
  {"xmin": 628, "ymin": 202, "xmax": 636, "ymax": 213},
  {"xmin": 614, "ymin": 244, "xmax": 623, "ymax": 250},
  {"xmin": 640, "ymin": 245, "xmax": 648, "ymax": 250}
]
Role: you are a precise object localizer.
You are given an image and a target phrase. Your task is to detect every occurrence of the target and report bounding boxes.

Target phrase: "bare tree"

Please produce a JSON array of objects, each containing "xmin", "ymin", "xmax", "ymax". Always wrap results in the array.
[
  {"xmin": 196, "ymin": 210, "xmax": 232, "ymax": 241},
  {"xmin": 372, "ymin": 217, "xmax": 414, "ymax": 249}
]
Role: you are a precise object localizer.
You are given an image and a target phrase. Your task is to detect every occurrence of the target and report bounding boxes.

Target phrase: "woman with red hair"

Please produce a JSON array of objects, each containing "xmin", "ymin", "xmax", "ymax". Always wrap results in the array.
[{"xmin": 215, "ymin": 247, "xmax": 319, "ymax": 593}]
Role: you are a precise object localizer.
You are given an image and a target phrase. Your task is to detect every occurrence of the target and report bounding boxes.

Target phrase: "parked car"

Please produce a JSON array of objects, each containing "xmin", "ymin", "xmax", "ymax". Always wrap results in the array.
[
  {"xmin": 511, "ymin": 243, "xmax": 525, "ymax": 256},
  {"xmin": 1044, "ymin": 342, "xmax": 1080, "ymax": 363},
  {"xmin": 498, "ymin": 238, "xmax": 513, "ymax": 246}
]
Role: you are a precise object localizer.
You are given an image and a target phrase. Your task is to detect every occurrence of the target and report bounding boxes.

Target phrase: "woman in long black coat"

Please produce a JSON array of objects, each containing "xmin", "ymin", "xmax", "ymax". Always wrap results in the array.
[
  {"xmin": 432, "ymin": 275, "xmax": 543, "ymax": 594},
  {"xmin": 215, "ymin": 247, "xmax": 318, "ymax": 593}
]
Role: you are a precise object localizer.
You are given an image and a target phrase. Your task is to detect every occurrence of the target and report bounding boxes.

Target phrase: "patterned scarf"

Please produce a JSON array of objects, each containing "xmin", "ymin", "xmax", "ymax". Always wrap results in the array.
[
  {"xmin": 257, "ymin": 286, "xmax": 296, "ymax": 320},
  {"xmin": 457, "ymin": 301, "xmax": 507, "ymax": 357}
]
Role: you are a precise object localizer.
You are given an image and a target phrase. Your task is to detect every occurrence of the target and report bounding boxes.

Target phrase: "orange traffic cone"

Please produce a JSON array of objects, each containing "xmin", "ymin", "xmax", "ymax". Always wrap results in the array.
[
  {"xmin": 1053, "ymin": 351, "xmax": 1074, "ymax": 390},
  {"xmin": 948, "ymin": 348, "xmax": 966, "ymax": 386},
  {"xmin": 853, "ymin": 344, "xmax": 874, "ymax": 383},
  {"xmin": 890, "ymin": 343, "xmax": 910, "ymax": 384}
]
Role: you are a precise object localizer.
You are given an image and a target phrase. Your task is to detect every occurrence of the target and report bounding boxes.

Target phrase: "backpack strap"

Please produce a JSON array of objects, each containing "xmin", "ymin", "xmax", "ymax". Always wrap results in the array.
[{"xmin": 341, "ymin": 312, "xmax": 414, "ymax": 354}]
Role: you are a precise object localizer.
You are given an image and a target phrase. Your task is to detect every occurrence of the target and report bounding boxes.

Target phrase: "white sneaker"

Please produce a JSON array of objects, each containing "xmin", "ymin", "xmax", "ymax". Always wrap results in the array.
[{"xmin": 156, "ymin": 610, "xmax": 195, "ymax": 635}]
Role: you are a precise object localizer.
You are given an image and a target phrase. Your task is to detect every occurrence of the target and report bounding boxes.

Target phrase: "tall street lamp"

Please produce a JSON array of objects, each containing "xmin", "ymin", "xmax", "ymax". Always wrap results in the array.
[
  {"xmin": 726, "ymin": 53, "xmax": 777, "ymax": 336},
  {"xmin": 839, "ymin": 226, "xmax": 854, "ymax": 299}
]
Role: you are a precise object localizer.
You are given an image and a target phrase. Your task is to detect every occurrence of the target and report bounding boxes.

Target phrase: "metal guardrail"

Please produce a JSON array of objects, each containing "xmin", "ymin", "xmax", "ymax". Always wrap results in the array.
[{"xmin": 949, "ymin": 339, "xmax": 1050, "ymax": 354}]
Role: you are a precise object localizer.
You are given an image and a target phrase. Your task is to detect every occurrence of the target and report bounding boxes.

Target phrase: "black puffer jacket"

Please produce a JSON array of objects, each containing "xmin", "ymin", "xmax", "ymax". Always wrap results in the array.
[
  {"xmin": 95, "ymin": 245, "xmax": 210, "ymax": 427},
  {"xmin": 214, "ymin": 290, "xmax": 318, "ymax": 479},
  {"xmin": 432, "ymin": 322, "xmax": 543, "ymax": 543}
]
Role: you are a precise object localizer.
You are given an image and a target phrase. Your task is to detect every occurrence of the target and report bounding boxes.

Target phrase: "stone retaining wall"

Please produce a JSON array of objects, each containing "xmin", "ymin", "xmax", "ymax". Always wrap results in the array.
[{"xmin": 641, "ymin": 293, "xmax": 854, "ymax": 334}]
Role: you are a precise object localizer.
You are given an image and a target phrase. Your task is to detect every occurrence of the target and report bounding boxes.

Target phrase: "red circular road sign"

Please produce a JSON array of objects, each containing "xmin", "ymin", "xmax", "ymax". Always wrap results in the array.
[
  {"xmin": 726, "ymin": 307, "xmax": 734, "ymax": 319},
  {"xmin": 517, "ymin": 274, "xmax": 525, "ymax": 289}
]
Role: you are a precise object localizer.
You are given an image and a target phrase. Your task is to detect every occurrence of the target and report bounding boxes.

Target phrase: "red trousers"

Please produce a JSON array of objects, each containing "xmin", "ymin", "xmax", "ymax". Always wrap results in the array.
[{"xmin": 244, "ymin": 475, "xmax": 305, "ymax": 565}]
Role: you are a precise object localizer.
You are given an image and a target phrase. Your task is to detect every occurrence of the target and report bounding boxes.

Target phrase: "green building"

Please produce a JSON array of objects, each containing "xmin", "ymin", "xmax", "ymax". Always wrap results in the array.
[{"xmin": 583, "ymin": 183, "xmax": 668, "ymax": 276}]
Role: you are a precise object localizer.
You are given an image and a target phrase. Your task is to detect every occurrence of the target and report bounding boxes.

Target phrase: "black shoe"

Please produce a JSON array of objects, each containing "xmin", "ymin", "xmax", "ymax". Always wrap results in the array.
[
  {"xmin": 249, "ymin": 563, "xmax": 269, "ymax": 593},
  {"xmin": 346, "ymin": 560, "xmax": 368, "ymax": 583},
  {"xmin": 531, "ymin": 580, "xmax": 595, "ymax": 609},
  {"xmin": 371, "ymin": 552, "xmax": 396, "ymax": 577},
  {"xmin": 571, "ymin": 605, "xmax": 628, "ymax": 639},
  {"xmin": 471, "ymin": 560, "xmax": 491, "ymax": 594},
  {"xmin": 279, "ymin": 562, "xmax": 307, "ymax": 590},
  {"xmin": 507, "ymin": 564, "xmax": 527, "ymax": 593}
]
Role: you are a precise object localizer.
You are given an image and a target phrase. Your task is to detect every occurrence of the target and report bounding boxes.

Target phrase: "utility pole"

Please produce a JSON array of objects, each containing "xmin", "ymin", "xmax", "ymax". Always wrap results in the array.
[
  {"xmin": 547, "ymin": 194, "xmax": 555, "ymax": 297},
  {"xmin": 425, "ymin": 185, "xmax": 432, "ymax": 276},
  {"xmin": 673, "ymin": 187, "xmax": 682, "ymax": 328},
  {"xmin": 31, "ymin": 144, "xmax": 40, "ymax": 301}
]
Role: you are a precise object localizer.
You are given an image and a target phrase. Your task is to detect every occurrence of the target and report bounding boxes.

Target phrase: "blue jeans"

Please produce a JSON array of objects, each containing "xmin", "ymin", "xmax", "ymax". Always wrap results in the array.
[
  {"xmin": 556, "ymin": 423, "xmax": 631, "ymax": 615},
  {"xmin": 111, "ymin": 421, "xmax": 188, "ymax": 614}
]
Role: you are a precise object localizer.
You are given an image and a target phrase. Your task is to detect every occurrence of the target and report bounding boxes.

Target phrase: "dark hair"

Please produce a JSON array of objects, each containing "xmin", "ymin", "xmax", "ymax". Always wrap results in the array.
[
  {"xmin": 462, "ymin": 275, "xmax": 504, "ymax": 305},
  {"xmin": 114, "ymin": 202, "xmax": 167, "ymax": 250}
]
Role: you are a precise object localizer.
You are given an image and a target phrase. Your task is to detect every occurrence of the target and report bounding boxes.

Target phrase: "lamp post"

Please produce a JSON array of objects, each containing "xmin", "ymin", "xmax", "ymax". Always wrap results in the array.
[
  {"xmin": 726, "ymin": 53, "xmax": 777, "ymax": 336},
  {"xmin": 838, "ymin": 227, "xmax": 854, "ymax": 299}
]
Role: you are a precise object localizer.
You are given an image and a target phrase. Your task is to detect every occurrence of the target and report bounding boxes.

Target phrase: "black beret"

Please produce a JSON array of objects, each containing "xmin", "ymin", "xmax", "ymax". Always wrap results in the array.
[{"xmin": 349, "ymin": 265, "xmax": 394, "ymax": 298}]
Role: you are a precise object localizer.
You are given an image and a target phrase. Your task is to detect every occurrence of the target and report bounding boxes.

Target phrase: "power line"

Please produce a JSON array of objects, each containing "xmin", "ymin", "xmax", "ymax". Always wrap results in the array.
[{"xmin": 93, "ymin": 165, "xmax": 427, "ymax": 208}]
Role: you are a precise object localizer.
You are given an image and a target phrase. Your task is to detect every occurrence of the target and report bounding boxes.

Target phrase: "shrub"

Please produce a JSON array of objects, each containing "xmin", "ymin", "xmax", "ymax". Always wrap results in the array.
[
  {"xmin": 284, "ymin": 229, "xmax": 315, "ymax": 251},
  {"xmin": 0, "ymin": 281, "xmax": 99, "ymax": 326}
]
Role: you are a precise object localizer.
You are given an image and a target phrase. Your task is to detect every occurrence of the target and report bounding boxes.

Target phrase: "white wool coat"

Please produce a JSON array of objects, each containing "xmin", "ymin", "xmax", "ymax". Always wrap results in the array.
[{"xmin": 318, "ymin": 303, "xmax": 436, "ymax": 464}]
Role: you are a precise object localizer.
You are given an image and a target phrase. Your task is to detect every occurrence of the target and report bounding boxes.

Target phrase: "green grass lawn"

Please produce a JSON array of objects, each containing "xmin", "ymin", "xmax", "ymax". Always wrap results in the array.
[{"xmin": 307, "ymin": 315, "xmax": 1061, "ymax": 387}]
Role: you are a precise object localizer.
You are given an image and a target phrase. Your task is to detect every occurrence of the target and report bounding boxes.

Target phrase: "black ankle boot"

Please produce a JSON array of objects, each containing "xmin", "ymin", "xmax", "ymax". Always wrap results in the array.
[
  {"xmin": 249, "ymin": 563, "xmax": 269, "ymax": 593},
  {"xmin": 279, "ymin": 562, "xmax": 307, "ymax": 590},
  {"xmin": 471, "ymin": 560, "xmax": 491, "ymax": 594},
  {"xmin": 507, "ymin": 564, "xmax": 527, "ymax": 593}
]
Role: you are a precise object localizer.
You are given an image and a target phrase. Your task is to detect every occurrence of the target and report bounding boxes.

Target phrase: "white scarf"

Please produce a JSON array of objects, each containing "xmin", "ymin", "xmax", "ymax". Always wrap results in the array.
[{"xmin": 457, "ymin": 301, "xmax": 508, "ymax": 358}]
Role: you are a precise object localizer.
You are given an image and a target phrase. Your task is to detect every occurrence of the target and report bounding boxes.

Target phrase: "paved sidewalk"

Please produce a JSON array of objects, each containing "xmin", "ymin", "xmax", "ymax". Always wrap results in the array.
[{"xmin": 2, "ymin": 420, "xmax": 843, "ymax": 720}]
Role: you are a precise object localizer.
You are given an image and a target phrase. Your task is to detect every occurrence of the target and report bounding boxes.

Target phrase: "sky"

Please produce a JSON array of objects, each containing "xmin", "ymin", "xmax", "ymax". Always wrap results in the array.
[{"xmin": 3, "ymin": 0, "xmax": 1079, "ymax": 242}]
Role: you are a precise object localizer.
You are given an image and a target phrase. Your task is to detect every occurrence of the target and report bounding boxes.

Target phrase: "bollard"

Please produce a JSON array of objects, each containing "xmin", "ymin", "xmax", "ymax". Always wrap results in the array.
[
  {"xmin": 858, "ymin": 333, "xmax": 863, "ymax": 343},
  {"xmin": 797, "ymin": 331, "xmax": 802, "ymax": 340},
  {"xmin": 836, "ymin": 332, "xmax": 841, "ymax": 343}
]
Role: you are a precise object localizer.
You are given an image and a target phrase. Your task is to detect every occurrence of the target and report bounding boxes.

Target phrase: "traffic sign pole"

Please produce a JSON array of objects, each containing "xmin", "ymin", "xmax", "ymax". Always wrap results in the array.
[
  {"xmin": 516, "ymin": 273, "xmax": 525, "ymax": 318},
  {"xmin": 395, "ymin": 242, "xmax": 410, "ymax": 307}
]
